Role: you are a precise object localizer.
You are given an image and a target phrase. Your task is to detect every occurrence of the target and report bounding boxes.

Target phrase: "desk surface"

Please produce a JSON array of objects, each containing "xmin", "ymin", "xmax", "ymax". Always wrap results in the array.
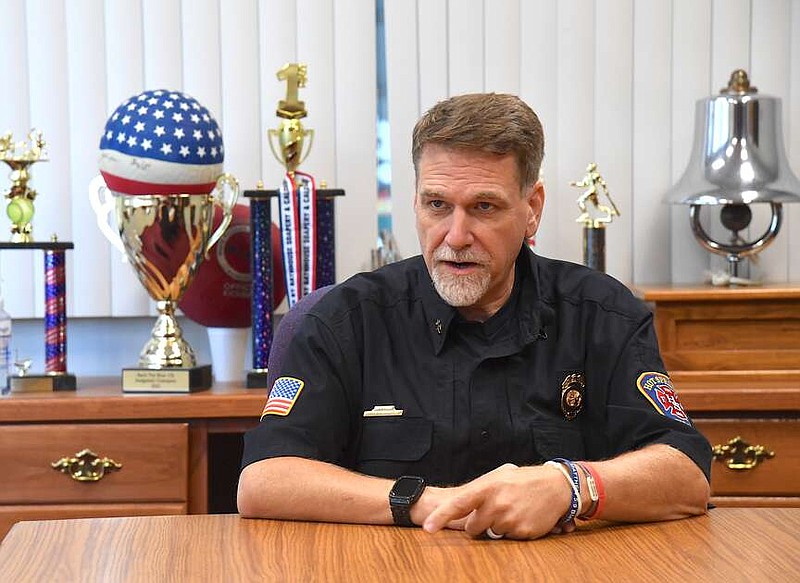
[{"xmin": 1, "ymin": 508, "xmax": 798, "ymax": 582}]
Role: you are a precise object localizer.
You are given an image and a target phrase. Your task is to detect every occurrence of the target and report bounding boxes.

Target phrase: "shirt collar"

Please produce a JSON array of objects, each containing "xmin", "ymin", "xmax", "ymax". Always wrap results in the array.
[{"xmin": 415, "ymin": 246, "xmax": 547, "ymax": 355}]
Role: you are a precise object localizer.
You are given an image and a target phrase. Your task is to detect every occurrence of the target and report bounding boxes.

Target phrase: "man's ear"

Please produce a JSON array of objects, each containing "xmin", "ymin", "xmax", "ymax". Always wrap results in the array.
[{"xmin": 525, "ymin": 181, "xmax": 545, "ymax": 238}]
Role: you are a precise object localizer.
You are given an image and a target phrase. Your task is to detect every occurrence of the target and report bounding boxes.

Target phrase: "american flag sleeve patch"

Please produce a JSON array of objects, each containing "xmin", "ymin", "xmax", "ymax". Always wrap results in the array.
[{"xmin": 261, "ymin": 377, "xmax": 305, "ymax": 418}]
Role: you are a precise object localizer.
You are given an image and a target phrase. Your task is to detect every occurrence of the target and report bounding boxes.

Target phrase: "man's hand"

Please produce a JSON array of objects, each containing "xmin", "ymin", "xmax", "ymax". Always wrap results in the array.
[{"xmin": 421, "ymin": 463, "xmax": 573, "ymax": 540}]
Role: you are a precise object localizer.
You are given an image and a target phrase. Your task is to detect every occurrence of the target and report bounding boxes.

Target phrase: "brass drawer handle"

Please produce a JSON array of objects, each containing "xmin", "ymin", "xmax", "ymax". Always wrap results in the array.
[
  {"xmin": 711, "ymin": 436, "xmax": 775, "ymax": 471},
  {"xmin": 51, "ymin": 448, "xmax": 123, "ymax": 482}
]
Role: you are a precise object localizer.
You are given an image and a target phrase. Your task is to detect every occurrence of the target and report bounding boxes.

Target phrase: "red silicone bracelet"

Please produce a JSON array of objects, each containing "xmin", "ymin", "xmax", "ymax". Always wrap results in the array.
[{"xmin": 577, "ymin": 462, "xmax": 606, "ymax": 520}]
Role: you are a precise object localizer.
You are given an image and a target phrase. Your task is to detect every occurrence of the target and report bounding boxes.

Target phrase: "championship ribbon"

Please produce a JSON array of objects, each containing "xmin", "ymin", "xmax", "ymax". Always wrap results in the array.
[
  {"xmin": 278, "ymin": 170, "xmax": 317, "ymax": 307},
  {"xmin": 270, "ymin": 63, "xmax": 316, "ymax": 308}
]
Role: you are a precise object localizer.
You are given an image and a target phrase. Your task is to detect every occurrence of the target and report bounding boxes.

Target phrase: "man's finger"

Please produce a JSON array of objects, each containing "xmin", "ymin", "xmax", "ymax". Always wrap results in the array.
[{"xmin": 423, "ymin": 490, "xmax": 484, "ymax": 533}]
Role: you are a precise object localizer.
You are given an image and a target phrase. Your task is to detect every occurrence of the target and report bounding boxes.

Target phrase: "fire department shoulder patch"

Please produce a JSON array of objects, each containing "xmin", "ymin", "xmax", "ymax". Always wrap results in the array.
[{"xmin": 636, "ymin": 372, "xmax": 691, "ymax": 426}]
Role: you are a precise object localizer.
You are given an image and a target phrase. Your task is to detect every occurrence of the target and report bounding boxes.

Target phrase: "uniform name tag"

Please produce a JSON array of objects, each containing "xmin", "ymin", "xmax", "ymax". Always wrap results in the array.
[{"xmin": 363, "ymin": 405, "xmax": 404, "ymax": 417}]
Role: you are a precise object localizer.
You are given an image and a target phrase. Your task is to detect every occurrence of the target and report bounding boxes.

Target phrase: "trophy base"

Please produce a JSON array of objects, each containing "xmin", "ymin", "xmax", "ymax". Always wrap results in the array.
[
  {"xmin": 122, "ymin": 364, "xmax": 212, "ymax": 393},
  {"xmin": 7, "ymin": 373, "xmax": 77, "ymax": 393},
  {"xmin": 246, "ymin": 370, "xmax": 270, "ymax": 389}
]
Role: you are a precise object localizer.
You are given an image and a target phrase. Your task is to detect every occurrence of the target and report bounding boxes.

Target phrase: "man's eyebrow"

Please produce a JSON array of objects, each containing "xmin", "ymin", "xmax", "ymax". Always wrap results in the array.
[
  {"xmin": 473, "ymin": 191, "xmax": 504, "ymax": 201},
  {"xmin": 418, "ymin": 189, "xmax": 443, "ymax": 199},
  {"xmin": 418, "ymin": 190, "xmax": 504, "ymax": 200}
]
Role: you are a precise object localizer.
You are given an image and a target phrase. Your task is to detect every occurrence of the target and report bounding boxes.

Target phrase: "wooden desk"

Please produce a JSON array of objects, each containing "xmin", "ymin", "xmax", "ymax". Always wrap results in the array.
[
  {"xmin": 0, "ymin": 379, "xmax": 265, "ymax": 539},
  {"xmin": 1, "ymin": 509, "xmax": 798, "ymax": 581}
]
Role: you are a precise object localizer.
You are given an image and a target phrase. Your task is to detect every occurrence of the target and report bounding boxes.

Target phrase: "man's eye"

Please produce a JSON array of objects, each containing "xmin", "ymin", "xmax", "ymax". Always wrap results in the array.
[
  {"xmin": 429, "ymin": 200, "xmax": 445, "ymax": 209},
  {"xmin": 477, "ymin": 202, "xmax": 494, "ymax": 211}
]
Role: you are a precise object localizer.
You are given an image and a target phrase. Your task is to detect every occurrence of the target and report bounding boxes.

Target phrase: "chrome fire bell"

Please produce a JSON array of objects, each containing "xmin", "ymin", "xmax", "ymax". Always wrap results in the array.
[{"xmin": 665, "ymin": 69, "xmax": 800, "ymax": 283}]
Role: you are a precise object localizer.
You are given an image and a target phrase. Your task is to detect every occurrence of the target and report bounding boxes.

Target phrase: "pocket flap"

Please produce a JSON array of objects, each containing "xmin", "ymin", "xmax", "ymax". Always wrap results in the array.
[{"xmin": 357, "ymin": 418, "xmax": 433, "ymax": 462}]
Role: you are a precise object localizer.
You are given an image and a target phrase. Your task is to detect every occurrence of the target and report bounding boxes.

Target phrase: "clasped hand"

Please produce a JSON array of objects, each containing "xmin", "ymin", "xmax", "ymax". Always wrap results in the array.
[{"xmin": 414, "ymin": 463, "xmax": 576, "ymax": 540}]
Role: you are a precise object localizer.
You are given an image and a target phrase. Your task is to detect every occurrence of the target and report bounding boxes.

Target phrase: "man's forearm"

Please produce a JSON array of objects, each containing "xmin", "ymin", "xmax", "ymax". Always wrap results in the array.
[
  {"xmin": 587, "ymin": 444, "xmax": 710, "ymax": 522},
  {"xmin": 238, "ymin": 456, "xmax": 397, "ymax": 524}
]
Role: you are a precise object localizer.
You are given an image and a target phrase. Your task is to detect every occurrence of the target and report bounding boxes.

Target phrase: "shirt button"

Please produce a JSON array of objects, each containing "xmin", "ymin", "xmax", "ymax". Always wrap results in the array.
[{"xmin": 481, "ymin": 430, "xmax": 490, "ymax": 441}]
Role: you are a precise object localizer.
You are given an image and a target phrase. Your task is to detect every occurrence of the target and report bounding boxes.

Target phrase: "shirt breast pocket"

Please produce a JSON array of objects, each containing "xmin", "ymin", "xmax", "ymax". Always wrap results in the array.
[
  {"xmin": 532, "ymin": 422, "xmax": 586, "ymax": 461},
  {"xmin": 355, "ymin": 417, "xmax": 433, "ymax": 479}
]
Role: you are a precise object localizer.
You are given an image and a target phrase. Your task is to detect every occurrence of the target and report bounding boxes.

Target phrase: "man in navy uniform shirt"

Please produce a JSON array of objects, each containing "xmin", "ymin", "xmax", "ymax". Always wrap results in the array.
[{"xmin": 238, "ymin": 93, "xmax": 711, "ymax": 540}]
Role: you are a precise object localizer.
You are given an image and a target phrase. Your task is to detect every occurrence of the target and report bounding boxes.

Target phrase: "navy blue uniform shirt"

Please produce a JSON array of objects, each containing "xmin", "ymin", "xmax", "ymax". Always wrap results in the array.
[{"xmin": 242, "ymin": 247, "xmax": 712, "ymax": 486}]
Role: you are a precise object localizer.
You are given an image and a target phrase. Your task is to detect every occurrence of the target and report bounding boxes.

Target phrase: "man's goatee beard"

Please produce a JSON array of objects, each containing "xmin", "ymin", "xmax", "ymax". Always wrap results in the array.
[{"xmin": 431, "ymin": 267, "xmax": 490, "ymax": 307}]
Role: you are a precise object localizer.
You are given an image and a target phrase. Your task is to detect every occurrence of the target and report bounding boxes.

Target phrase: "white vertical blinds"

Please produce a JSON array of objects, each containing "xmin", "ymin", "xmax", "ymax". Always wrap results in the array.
[
  {"xmin": 387, "ymin": 0, "xmax": 800, "ymax": 286},
  {"xmin": 0, "ymin": 0, "xmax": 377, "ymax": 319},
  {"xmin": 1, "ymin": 0, "xmax": 799, "ymax": 321}
]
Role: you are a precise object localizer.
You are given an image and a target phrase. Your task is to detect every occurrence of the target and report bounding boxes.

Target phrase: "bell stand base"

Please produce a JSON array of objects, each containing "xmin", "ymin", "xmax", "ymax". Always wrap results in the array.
[{"xmin": 689, "ymin": 203, "xmax": 782, "ymax": 288}]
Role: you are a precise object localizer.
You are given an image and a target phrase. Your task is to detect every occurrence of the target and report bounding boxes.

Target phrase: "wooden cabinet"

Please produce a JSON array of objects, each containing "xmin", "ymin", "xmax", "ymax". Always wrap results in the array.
[
  {"xmin": 0, "ymin": 381, "xmax": 264, "ymax": 539},
  {"xmin": 636, "ymin": 285, "xmax": 800, "ymax": 507}
]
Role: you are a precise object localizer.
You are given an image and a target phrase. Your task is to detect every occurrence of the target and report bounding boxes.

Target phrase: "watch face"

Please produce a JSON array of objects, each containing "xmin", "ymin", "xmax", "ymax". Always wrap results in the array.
[{"xmin": 392, "ymin": 476, "xmax": 424, "ymax": 500}]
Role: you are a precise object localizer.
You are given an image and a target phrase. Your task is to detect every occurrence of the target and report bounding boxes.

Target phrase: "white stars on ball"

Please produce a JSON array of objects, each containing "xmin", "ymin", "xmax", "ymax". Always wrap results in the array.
[{"xmin": 105, "ymin": 91, "xmax": 224, "ymax": 162}]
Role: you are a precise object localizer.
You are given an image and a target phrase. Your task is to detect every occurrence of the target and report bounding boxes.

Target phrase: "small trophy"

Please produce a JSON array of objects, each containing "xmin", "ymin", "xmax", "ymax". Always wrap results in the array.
[
  {"xmin": 1, "ymin": 129, "xmax": 47, "ymax": 243},
  {"xmin": 246, "ymin": 63, "xmax": 344, "ymax": 388},
  {"xmin": 90, "ymin": 89, "xmax": 238, "ymax": 392},
  {"xmin": 571, "ymin": 163, "xmax": 620, "ymax": 272}
]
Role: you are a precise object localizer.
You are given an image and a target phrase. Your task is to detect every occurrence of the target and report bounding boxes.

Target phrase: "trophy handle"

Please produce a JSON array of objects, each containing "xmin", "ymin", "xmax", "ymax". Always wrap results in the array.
[
  {"xmin": 299, "ymin": 128, "xmax": 315, "ymax": 167},
  {"xmin": 267, "ymin": 129, "xmax": 283, "ymax": 168},
  {"xmin": 88, "ymin": 174, "xmax": 127, "ymax": 258},
  {"xmin": 206, "ymin": 173, "xmax": 239, "ymax": 254}
]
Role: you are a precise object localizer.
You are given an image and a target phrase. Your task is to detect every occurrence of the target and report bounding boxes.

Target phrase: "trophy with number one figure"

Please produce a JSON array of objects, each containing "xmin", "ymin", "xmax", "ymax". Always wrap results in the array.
[
  {"xmin": 246, "ymin": 64, "xmax": 344, "ymax": 388},
  {"xmin": 571, "ymin": 163, "xmax": 620, "ymax": 273},
  {"xmin": 268, "ymin": 63, "xmax": 317, "ymax": 309}
]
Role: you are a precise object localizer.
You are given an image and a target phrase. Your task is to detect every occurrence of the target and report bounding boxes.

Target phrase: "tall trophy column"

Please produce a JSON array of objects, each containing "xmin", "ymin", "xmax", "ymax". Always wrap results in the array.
[
  {"xmin": 246, "ymin": 63, "xmax": 344, "ymax": 388},
  {"xmin": 0, "ymin": 130, "xmax": 76, "ymax": 392},
  {"xmin": 571, "ymin": 163, "xmax": 620, "ymax": 272}
]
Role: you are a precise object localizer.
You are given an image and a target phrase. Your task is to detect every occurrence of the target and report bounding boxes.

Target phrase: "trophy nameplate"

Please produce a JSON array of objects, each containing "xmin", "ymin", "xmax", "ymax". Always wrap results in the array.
[{"xmin": 122, "ymin": 364, "xmax": 212, "ymax": 393}]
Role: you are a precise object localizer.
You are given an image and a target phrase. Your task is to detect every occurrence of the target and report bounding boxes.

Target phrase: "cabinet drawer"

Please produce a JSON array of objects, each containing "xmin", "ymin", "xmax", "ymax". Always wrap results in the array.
[
  {"xmin": 0, "ymin": 423, "xmax": 188, "ymax": 504},
  {"xmin": 694, "ymin": 419, "xmax": 800, "ymax": 496}
]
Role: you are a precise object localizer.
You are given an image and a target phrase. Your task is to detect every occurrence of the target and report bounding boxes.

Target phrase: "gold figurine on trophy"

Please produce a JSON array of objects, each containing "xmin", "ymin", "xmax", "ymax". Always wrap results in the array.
[
  {"xmin": 268, "ymin": 63, "xmax": 314, "ymax": 174},
  {"xmin": 571, "ymin": 162, "xmax": 619, "ymax": 228},
  {"xmin": 0, "ymin": 129, "xmax": 48, "ymax": 242},
  {"xmin": 571, "ymin": 163, "xmax": 619, "ymax": 272}
]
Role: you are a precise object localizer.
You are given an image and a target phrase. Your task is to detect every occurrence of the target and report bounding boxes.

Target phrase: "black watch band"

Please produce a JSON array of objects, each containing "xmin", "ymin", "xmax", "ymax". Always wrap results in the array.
[{"xmin": 389, "ymin": 476, "xmax": 426, "ymax": 527}]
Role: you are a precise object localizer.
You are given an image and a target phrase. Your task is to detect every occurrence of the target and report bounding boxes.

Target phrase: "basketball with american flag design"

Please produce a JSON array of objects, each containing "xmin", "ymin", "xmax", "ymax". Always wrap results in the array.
[{"xmin": 99, "ymin": 89, "xmax": 224, "ymax": 195}]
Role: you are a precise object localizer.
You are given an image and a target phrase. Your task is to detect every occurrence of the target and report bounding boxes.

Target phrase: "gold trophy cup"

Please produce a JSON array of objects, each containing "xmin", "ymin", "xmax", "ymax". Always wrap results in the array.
[{"xmin": 89, "ymin": 174, "xmax": 238, "ymax": 391}]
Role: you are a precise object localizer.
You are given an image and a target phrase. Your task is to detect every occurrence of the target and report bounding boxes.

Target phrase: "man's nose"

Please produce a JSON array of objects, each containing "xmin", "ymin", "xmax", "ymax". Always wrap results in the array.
[{"xmin": 444, "ymin": 208, "xmax": 474, "ymax": 249}]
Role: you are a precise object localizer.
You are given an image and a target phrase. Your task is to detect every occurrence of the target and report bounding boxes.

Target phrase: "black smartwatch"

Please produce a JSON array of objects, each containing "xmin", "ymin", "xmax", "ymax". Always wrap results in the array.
[{"xmin": 389, "ymin": 475, "xmax": 426, "ymax": 527}]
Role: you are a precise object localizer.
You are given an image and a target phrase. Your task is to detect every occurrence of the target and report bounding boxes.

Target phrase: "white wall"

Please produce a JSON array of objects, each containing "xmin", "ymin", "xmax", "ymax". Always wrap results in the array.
[{"xmin": 0, "ymin": 0, "xmax": 799, "ymax": 375}]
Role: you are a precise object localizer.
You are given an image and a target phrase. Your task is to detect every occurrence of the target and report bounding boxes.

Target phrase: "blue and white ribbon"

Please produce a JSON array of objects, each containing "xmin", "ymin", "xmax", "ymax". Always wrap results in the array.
[{"xmin": 278, "ymin": 171, "xmax": 318, "ymax": 308}]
